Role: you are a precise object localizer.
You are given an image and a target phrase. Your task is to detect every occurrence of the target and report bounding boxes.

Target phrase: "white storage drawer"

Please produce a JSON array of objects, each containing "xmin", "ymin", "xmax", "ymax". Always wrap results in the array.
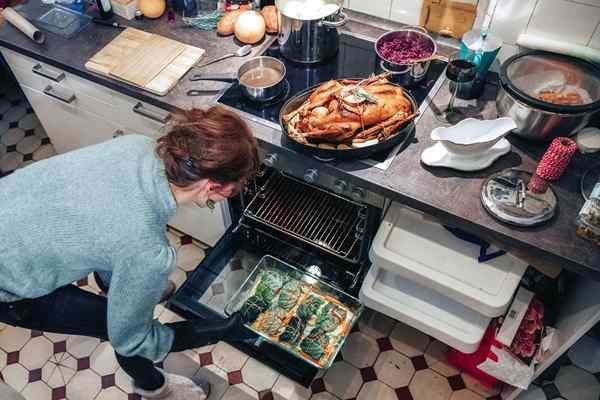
[
  {"xmin": 1, "ymin": 47, "xmax": 115, "ymax": 106},
  {"xmin": 370, "ymin": 203, "xmax": 528, "ymax": 317},
  {"xmin": 360, "ymin": 265, "xmax": 490, "ymax": 353},
  {"xmin": 20, "ymin": 85, "xmax": 121, "ymax": 153}
]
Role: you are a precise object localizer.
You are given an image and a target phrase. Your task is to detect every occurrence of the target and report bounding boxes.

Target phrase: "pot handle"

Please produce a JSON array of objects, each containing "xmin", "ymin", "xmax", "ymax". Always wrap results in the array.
[
  {"xmin": 189, "ymin": 73, "xmax": 237, "ymax": 82},
  {"xmin": 322, "ymin": 11, "xmax": 347, "ymax": 28}
]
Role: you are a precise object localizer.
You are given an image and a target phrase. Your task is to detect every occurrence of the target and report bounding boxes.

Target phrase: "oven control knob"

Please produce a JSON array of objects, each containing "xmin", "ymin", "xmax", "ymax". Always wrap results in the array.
[
  {"xmin": 333, "ymin": 180, "xmax": 347, "ymax": 194},
  {"xmin": 263, "ymin": 153, "xmax": 279, "ymax": 168},
  {"xmin": 351, "ymin": 187, "xmax": 366, "ymax": 202},
  {"xmin": 304, "ymin": 169, "xmax": 319, "ymax": 184}
]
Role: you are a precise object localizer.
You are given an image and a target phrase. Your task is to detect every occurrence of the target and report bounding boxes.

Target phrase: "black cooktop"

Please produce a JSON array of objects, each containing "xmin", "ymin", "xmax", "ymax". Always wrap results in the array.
[{"xmin": 218, "ymin": 33, "xmax": 446, "ymax": 127}]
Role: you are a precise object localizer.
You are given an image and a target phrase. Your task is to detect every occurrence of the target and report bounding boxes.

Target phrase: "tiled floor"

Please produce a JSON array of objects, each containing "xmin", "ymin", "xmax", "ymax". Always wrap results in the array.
[
  {"xmin": 2, "ymin": 73, "xmax": 600, "ymax": 400},
  {"xmin": 0, "ymin": 77, "xmax": 56, "ymax": 176}
]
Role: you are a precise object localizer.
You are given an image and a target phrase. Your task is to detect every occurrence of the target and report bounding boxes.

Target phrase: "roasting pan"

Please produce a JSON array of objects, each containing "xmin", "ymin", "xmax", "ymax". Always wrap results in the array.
[{"xmin": 279, "ymin": 79, "xmax": 418, "ymax": 161}]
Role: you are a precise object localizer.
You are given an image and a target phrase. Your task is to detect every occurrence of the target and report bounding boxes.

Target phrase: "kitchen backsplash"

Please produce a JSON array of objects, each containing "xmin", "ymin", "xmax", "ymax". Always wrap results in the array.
[{"xmin": 345, "ymin": 0, "xmax": 600, "ymax": 61}]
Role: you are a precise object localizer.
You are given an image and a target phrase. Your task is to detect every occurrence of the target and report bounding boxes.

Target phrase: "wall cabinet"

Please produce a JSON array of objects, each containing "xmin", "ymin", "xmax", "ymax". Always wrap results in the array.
[{"xmin": 1, "ymin": 47, "xmax": 228, "ymax": 246}]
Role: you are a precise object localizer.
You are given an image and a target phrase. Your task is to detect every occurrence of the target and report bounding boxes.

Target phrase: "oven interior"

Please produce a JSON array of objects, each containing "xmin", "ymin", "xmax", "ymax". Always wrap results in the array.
[{"xmin": 169, "ymin": 166, "xmax": 382, "ymax": 385}]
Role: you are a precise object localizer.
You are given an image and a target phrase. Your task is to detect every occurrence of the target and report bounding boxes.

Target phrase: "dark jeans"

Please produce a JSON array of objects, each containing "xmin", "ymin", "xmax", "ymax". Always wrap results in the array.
[{"xmin": 0, "ymin": 283, "xmax": 165, "ymax": 391}]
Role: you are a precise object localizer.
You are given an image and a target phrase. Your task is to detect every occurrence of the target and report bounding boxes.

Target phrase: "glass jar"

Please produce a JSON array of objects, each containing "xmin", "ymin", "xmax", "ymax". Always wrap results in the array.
[{"xmin": 576, "ymin": 181, "xmax": 600, "ymax": 246}]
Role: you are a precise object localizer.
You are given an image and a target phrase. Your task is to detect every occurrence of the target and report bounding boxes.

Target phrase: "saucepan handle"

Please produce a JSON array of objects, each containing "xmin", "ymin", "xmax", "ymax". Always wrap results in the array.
[{"xmin": 189, "ymin": 73, "xmax": 237, "ymax": 82}]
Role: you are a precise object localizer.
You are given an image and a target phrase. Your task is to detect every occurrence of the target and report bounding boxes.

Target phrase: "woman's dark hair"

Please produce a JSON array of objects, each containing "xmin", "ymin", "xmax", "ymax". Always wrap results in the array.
[{"xmin": 156, "ymin": 106, "xmax": 259, "ymax": 187}]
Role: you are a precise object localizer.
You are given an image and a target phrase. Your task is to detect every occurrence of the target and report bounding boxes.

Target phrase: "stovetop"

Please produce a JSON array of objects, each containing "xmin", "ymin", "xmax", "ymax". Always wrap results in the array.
[{"xmin": 218, "ymin": 33, "xmax": 446, "ymax": 165}]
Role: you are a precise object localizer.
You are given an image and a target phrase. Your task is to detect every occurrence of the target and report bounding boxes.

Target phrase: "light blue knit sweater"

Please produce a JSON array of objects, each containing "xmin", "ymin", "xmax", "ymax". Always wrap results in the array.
[{"xmin": 0, "ymin": 135, "xmax": 177, "ymax": 362}]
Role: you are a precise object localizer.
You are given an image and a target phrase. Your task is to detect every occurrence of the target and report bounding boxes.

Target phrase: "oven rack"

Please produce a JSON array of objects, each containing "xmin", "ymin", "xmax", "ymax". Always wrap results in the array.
[{"xmin": 243, "ymin": 172, "xmax": 367, "ymax": 263}]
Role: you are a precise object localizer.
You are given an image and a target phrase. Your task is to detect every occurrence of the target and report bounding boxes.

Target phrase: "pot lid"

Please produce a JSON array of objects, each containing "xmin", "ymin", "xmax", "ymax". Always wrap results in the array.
[
  {"xmin": 500, "ymin": 51, "xmax": 600, "ymax": 114},
  {"xmin": 462, "ymin": 30, "xmax": 502, "ymax": 53}
]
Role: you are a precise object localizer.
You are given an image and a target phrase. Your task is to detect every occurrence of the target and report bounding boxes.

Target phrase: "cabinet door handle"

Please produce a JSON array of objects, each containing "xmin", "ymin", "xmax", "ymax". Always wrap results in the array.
[
  {"xmin": 112, "ymin": 129, "xmax": 125, "ymax": 138},
  {"xmin": 133, "ymin": 102, "xmax": 171, "ymax": 124},
  {"xmin": 43, "ymin": 85, "xmax": 75, "ymax": 104},
  {"xmin": 32, "ymin": 64, "xmax": 65, "ymax": 83}
]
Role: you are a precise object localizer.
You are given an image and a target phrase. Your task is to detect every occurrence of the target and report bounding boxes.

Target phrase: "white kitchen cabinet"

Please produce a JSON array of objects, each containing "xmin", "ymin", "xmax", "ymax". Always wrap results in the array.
[
  {"xmin": 1, "ymin": 46, "xmax": 230, "ymax": 246},
  {"xmin": 20, "ymin": 85, "xmax": 122, "ymax": 153}
]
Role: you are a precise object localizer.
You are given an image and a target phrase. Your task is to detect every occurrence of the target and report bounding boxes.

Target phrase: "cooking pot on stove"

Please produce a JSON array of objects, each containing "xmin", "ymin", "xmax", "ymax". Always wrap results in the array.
[
  {"xmin": 375, "ymin": 26, "xmax": 439, "ymax": 86},
  {"xmin": 276, "ymin": 0, "xmax": 347, "ymax": 64},
  {"xmin": 496, "ymin": 51, "xmax": 600, "ymax": 141}
]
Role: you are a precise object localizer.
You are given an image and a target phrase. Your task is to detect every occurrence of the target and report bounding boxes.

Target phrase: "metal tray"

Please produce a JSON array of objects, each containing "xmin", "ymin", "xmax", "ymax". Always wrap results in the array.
[{"xmin": 224, "ymin": 255, "xmax": 363, "ymax": 369}]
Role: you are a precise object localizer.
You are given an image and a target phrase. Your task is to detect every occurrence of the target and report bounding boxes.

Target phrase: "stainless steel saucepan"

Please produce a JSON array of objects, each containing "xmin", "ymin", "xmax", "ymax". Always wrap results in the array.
[{"xmin": 188, "ymin": 56, "xmax": 287, "ymax": 102}]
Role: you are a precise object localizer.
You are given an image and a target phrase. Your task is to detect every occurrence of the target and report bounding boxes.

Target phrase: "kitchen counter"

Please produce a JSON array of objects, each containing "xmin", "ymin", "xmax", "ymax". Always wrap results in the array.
[{"xmin": 1, "ymin": 9, "xmax": 598, "ymax": 278}]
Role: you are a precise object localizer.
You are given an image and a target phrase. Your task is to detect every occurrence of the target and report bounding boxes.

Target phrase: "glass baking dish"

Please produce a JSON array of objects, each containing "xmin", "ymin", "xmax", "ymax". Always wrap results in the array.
[{"xmin": 225, "ymin": 255, "xmax": 363, "ymax": 369}]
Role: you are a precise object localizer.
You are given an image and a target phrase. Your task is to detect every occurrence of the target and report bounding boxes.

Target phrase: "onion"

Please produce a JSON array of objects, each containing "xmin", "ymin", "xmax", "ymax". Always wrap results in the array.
[{"xmin": 234, "ymin": 11, "xmax": 266, "ymax": 45}]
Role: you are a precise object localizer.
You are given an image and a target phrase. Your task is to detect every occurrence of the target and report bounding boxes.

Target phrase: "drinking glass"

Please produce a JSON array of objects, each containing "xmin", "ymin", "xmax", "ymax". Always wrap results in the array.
[{"xmin": 436, "ymin": 52, "xmax": 477, "ymax": 124}]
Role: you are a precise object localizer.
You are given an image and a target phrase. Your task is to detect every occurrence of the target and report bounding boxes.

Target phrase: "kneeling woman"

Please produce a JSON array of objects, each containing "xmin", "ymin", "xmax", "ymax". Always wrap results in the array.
[{"xmin": 0, "ymin": 106, "xmax": 259, "ymax": 400}]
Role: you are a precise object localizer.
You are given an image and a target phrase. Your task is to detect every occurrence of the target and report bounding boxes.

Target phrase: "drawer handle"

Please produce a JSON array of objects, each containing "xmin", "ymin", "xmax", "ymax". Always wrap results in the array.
[
  {"xmin": 133, "ymin": 102, "xmax": 171, "ymax": 124},
  {"xmin": 113, "ymin": 129, "xmax": 125, "ymax": 139},
  {"xmin": 43, "ymin": 85, "xmax": 75, "ymax": 104},
  {"xmin": 32, "ymin": 64, "xmax": 65, "ymax": 83}
]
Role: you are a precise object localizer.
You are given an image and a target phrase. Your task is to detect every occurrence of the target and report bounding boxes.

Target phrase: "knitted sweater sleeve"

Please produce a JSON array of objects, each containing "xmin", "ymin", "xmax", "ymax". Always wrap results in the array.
[{"xmin": 106, "ymin": 245, "xmax": 176, "ymax": 362}]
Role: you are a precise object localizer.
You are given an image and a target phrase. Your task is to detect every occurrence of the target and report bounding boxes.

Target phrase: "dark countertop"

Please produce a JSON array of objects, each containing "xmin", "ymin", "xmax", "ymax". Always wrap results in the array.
[{"xmin": 1, "ymin": 8, "xmax": 598, "ymax": 277}]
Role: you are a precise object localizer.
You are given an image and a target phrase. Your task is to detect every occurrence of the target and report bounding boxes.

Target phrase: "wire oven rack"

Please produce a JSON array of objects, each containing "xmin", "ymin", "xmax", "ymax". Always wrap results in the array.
[{"xmin": 244, "ymin": 172, "xmax": 368, "ymax": 263}]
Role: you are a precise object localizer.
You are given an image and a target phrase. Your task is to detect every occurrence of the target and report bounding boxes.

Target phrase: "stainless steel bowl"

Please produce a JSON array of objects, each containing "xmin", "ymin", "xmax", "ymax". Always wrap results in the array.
[
  {"xmin": 496, "ymin": 51, "xmax": 600, "ymax": 141},
  {"xmin": 496, "ymin": 86, "xmax": 592, "ymax": 141},
  {"xmin": 375, "ymin": 27, "xmax": 437, "ymax": 86}
]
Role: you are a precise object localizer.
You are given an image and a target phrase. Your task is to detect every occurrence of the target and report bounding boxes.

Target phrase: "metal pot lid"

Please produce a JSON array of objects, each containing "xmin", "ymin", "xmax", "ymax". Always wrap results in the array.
[
  {"xmin": 277, "ymin": 0, "xmax": 342, "ymax": 19},
  {"xmin": 462, "ymin": 30, "xmax": 502, "ymax": 53},
  {"xmin": 500, "ymin": 51, "xmax": 600, "ymax": 114},
  {"xmin": 481, "ymin": 169, "xmax": 557, "ymax": 227}
]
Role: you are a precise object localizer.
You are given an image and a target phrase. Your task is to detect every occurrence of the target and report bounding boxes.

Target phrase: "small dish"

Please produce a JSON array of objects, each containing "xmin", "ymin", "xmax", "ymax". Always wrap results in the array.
[
  {"xmin": 421, "ymin": 139, "xmax": 511, "ymax": 171},
  {"xmin": 431, "ymin": 117, "xmax": 517, "ymax": 155}
]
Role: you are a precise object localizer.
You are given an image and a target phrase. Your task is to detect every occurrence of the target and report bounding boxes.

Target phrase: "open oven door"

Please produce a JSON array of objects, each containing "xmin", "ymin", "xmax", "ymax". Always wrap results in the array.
[{"xmin": 168, "ymin": 224, "xmax": 320, "ymax": 386}]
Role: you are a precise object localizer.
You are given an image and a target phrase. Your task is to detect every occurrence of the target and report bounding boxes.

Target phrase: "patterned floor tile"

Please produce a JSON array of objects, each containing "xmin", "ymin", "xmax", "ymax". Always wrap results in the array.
[
  {"xmin": 373, "ymin": 350, "xmax": 414, "ymax": 388},
  {"xmin": 410, "ymin": 370, "xmax": 452, "ymax": 400},
  {"xmin": 195, "ymin": 364, "xmax": 230, "ymax": 400},
  {"xmin": 163, "ymin": 352, "xmax": 202, "ymax": 379},
  {"xmin": 340, "ymin": 332, "xmax": 379, "ymax": 369},
  {"xmin": 357, "ymin": 381, "xmax": 397, "ymax": 400},
  {"xmin": 3, "ymin": 106, "xmax": 26, "ymax": 125},
  {"xmin": 17, "ymin": 114, "xmax": 39, "ymax": 131},
  {"xmin": 461, "ymin": 373, "xmax": 500, "ymax": 398},
  {"xmin": 177, "ymin": 243, "xmax": 205, "ymax": 271},
  {"xmin": 114, "ymin": 368, "xmax": 134, "ymax": 394},
  {"xmin": 90, "ymin": 342, "xmax": 119, "ymax": 376},
  {"xmin": 157, "ymin": 308, "xmax": 185, "ymax": 324},
  {"xmin": 242, "ymin": 358, "xmax": 279, "ymax": 392},
  {"xmin": 449, "ymin": 389, "xmax": 485, "ymax": 400},
  {"xmin": 554, "ymin": 365, "xmax": 600, "ymax": 400},
  {"xmin": 358, "ymin": 308, "xmax": 396, "ymax": 339},
  {"xmin": 323, "ymin": 361, "xmax": 362, "ymax": 399},
  {"xmin": 15, "ymin": 135, "xmax": 41, "ymax": 155},
  {"xmin": 212, "ymin": 342, "xmax": 249, "ymax": 373},
  {"xmin": 272, "ymin": 375, "xmax": 311, "ymax": 400},
  {"xmin": 32, "ymin": 144, "xmax": 56, "ymax": 161},
  {"xmin": 310, "ymin": 393, "xmax": 339, "ymax": 400},
  {"xmin": 42, "ymin": 359, "xmax": 64, "ymax": 389},
  {"xmin": 0, "ymin": 152, "xmax": 23, "ymax": 173},
  {"xmin": 66, "ymin": 336, "xmax": 100, "ymax": 359},
  {"xmin": 20, "ymin": 336, "xmax": 53, "ymax": 370},
  {"xmin": 425, "ymin": 341, "xmax": 459, "ymax": 377},
  {"xmin": 20, "ymin": 380, "xmax": 52, "ymax": 400},
  {"xmin": 0, "ymin": 325, "xmax": 31, "ymax": 352},
  {"xmin": 95, "ymin": 386, "xmax": 129, "ymax": 400},
  {"xmin": 67, "ymin": 369, "xmax": 102, "ymax": 400},
  {"xmin": 222, "ymin": 383, "xmax": 258, "ymax": 400},
  {"xmin": 389, "ymin": 322, "xmax": 430, "ymax": 358},
  {"xmin": 2, "ymin": 363, "xmax": 29, "ymax": 392}
]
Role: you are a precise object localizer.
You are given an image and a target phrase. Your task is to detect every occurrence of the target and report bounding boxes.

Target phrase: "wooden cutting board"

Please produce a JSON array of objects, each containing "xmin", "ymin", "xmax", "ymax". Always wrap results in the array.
[{"xmin": 85, "ymin": 28, "xmax": 205, "ymax": 96}]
